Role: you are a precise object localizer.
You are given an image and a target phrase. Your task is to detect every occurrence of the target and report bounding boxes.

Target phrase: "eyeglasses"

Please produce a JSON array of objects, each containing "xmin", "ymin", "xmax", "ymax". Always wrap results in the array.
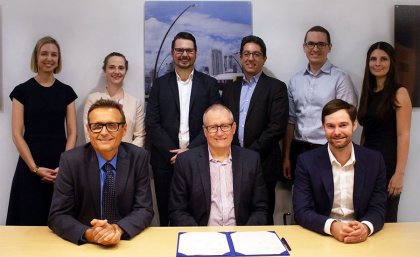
[
  {"xmin": 88, "ymin": 122, "xmax": 126, "ymax": 133},
  {"xmin": 304, "ymin": 41, "xmax": 330, "ymax": 49},
  {"xmin": 242, "ymin": 51, "xmax": 263, "ymax": 59},
  {"xmin": 204, "ymin": 123, "xmax": 234, "ymax": 133},
  {"xmin": 173, "ymin": 48, "xmax": 195, "ymax": 55}
]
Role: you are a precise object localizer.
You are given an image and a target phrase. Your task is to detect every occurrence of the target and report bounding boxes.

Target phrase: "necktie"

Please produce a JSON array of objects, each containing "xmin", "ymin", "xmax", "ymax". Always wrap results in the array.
[{"xmin": 102, "ymin": 162, "xmax": 119, "ymax": 223}]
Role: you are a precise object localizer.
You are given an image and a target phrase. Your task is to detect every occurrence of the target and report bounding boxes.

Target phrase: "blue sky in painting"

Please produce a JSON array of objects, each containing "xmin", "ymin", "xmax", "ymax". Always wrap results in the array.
[{"xmin": 144, "ymin": 1, "xmax": 252, "ymax": 81}]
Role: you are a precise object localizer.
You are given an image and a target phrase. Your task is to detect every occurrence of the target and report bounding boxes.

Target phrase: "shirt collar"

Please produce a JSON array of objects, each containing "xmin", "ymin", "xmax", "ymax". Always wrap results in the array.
[
  {"xmin": 242, "ymin": 70, "xmax": 262, "ymax": 85},
  {"xmin": 304, "ymin": 59, "xmax": 333, "ymax": 76},
  {"xmin": 96, "ymin": 152, "xmax": 118, "ymax": 170},
  {"xmin": 208, "ymin": 147, "xmax": 232, "ymax": 164},
  {"xmin": 327, "ymin": 143, "xmax": 355, "ymax": 167},
  {"xmin": 176, "ymin": 69, "xmax": 194, "ymax": 83}
]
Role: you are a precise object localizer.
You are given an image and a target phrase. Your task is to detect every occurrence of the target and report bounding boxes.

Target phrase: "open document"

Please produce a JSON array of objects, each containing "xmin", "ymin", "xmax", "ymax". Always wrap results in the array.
[{"xmin": 176, "ymin": 231, "xmax": 289, "ymax": 256}]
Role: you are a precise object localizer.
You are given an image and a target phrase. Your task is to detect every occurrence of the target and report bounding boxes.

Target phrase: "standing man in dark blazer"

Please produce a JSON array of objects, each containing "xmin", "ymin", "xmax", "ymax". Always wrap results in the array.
[
  {"xmin": 222, "ymin": 35, "xmax": 289, "ymax": 224},
  {"xmin": 293, "ymin": 99, "xmax": 387, "ymax": 244},
  {"xmin": 169, "ymin": 104, "xmax": 269, "ymax": 226},
  {"xmin": 146, "ymin": 32, "xmax": 220, "ymax": 226},
  {"xmin": 48, "ymin": 99, "xmax": 153, "ymax": 245}
]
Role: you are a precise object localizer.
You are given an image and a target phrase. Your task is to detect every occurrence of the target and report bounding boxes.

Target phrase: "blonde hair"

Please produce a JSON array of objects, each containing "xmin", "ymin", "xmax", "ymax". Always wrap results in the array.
[{"xmin": 30, "ymin": 36, "xmax": 62, "ymax": 74}]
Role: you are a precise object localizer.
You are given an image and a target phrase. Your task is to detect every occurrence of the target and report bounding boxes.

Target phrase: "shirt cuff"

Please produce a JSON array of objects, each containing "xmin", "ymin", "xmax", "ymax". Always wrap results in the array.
[
  {"xmin": 361, "ymin": 221, "xmax": 374, "ymax": 236},
  {"xmin": 324, "ymin": 218, "xmax": 336, "ymax": 235}
]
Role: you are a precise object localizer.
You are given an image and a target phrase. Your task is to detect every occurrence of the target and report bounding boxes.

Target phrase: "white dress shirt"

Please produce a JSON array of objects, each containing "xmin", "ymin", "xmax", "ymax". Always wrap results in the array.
[
  {"xmin": 324, "ymin": 144, "xmax": 374, "ymax": 235},
  {"xmin": 177, "ymin": 70, "xmax": 194, "ymax": 149}
]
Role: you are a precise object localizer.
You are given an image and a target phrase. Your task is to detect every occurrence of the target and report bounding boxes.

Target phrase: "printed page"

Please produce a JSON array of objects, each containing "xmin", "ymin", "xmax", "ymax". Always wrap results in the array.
[
  {"xmin": 230, "ymin": 231, "xmax": 287, "ymax": 255},
  {"xmin": 177, "ymin": 232, "xmax": 230, "ymax": 256}
]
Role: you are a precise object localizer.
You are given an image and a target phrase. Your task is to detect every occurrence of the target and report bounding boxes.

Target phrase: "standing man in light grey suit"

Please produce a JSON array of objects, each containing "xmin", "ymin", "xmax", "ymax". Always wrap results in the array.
[{"xmin": 48, "ymin": 99, "xmax": 153, "ymax": 245}]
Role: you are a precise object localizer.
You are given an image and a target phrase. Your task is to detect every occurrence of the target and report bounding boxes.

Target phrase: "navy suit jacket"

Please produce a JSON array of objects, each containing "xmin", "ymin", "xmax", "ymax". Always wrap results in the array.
[
  {"xmin": 146, "ymin": 70, "xmax": 220, "ymax": 169},
  {"xmin": 48, "ymin": 143, "xmax": 154, "ymax": 244},
  {"xmin": 168, "ymin": 145, "xmax": 269, "ymax": 226},
  {"xmin": 222, "ymin": 72, "xmax": 289, "ymax": 181},
  {"xmin": 293, "ymin": 143, "xmax": 387, "ymax": 235}
]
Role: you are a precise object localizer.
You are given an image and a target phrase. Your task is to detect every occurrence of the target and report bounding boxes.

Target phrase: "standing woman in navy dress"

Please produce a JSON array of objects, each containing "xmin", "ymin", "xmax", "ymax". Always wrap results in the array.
[
  {"xmin": 6, "ymin": 36, "xmax": 77, "ymax": 225},
  {"xmin": 358, "ymin": 42, "xmax": 412, "ymax": 222}
]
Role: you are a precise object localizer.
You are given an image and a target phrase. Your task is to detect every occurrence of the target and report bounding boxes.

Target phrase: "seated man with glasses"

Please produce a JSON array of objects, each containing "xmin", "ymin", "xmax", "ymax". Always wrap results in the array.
[
  {"xmin": 168, "ymin": 104, "xmax": 269, "ymax": 226},
  {"xmin": 48, "ymin": 99, "xmax": 153, "ymax": 245}
]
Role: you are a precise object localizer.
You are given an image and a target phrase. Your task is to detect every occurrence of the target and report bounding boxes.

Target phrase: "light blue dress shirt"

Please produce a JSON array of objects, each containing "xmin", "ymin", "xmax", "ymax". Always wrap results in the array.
[
  {"xmin": 288, "ymin": 60, "xmax": 358, "ymax": 144},
  {"xmin": 238, "ymin": 72, "xmax": 262, "ymax": 146},
  {"xmin": 96, "ymin": 153, "xmax": 118, "ymax": 219}
]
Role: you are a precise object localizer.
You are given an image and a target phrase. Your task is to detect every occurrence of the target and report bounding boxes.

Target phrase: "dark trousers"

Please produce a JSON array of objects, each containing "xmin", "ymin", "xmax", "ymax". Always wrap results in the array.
[
  {"xmin": 290, "ymin": 140, "xmax": 323, "ymax": 181},
  {"xmin": 266, "ymin": 181, "xmax": 277, "ymax": 225},
  {"xmin": 152, "ymin": 166, "xmax": 174, "ymax": 226},
  {"xmin": 386, "ymin": 195, "xmax": 400, "ymax": 222}
]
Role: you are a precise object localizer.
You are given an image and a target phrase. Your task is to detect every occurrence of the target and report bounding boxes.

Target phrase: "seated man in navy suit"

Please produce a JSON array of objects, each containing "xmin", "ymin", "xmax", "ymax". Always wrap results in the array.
[
  {"xmin": 168, "ymin": 104, "xmax": 269, "ymax": 226},
  {"xmin": 293, "ymin": 99, "xmax": 387, "ymax": 243},
  {"xmin": 48, "ymin": 99, "xmax": 153, "ymax": 245}
]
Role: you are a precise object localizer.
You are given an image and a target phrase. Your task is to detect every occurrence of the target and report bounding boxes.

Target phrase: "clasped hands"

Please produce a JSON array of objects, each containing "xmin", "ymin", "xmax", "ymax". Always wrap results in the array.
[
  {"xmin": 38, "ymin": 167, "xmax": 59, "ymax": 183},
  {"xmin": 169, "ymin": 148, "xmax": 188, "ymax": 164},
  {"xmin": 84, "ymin": 219, "xmax": 123, "ymax": 246},
  {"xmin": 331, "ymin": 220, "xmax": 370, "ymax": 244}
]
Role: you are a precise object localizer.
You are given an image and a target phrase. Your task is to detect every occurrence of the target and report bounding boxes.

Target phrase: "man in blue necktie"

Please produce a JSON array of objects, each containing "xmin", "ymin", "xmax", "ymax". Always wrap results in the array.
[{"xmin": 48, "ymin": 99, "xmax": 153, "ymax": 245}]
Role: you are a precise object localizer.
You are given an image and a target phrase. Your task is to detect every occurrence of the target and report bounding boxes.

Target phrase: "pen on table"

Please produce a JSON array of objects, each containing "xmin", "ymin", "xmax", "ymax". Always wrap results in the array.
[{"xmin": 281, "ymin": 237, "xmax": 292, "ymax": 251}]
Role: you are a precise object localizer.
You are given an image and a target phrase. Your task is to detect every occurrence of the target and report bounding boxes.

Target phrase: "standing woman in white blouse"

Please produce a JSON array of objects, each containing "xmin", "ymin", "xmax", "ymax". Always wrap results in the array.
[{"xmin": 83, "ymin": 52, "xmax": 145, "ymax": 147}]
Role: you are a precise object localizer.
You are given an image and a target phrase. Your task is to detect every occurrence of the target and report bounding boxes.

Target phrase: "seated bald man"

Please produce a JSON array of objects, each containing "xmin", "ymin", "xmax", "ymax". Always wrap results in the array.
[{"xmin": 169, "ymin": 104, "xmax": 269, "ymax": 226}]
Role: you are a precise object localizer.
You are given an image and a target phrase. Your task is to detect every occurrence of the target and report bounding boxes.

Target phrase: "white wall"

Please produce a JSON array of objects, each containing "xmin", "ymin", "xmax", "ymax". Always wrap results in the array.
[{"xmin": 0, "ymin": 0, "xmax": 419, "ymax": 224}]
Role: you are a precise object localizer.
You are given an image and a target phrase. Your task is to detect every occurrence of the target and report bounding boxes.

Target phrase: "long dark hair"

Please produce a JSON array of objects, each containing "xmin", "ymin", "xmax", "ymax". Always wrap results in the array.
[{"xmin": 358, "ymin": 41, "xmax": 400, "ymax": 123}]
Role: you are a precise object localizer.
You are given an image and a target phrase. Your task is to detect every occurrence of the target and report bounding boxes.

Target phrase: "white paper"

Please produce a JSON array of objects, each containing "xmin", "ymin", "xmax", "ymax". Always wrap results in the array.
[
  {"xmin": 177, "ymin": 232, "xmax": 230, "ymax": 256},
  {"xmin": 230, "ymin": 231, "xmax": 287, "ymax": 255}
]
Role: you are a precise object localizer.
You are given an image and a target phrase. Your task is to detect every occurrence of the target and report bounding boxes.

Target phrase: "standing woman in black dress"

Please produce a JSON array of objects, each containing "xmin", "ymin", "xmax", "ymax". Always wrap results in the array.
[
  {"xmin": 6, "ymin": 36, "xmax": 77, "ymax": 225},
  {"xmin": 358, "ymin": 41, "xmax": 412, "ymax": 222}
]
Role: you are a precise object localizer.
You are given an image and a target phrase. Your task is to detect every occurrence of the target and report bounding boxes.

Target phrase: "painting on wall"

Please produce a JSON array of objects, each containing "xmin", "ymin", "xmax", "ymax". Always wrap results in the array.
[
  {"xmin": 0, "ymin": 6, "xmax": 3, "ymax": 111},
  {"xmin": 144, "ymin": 1, "xmax": 252, "ymax": 96},
  {"xmin": 395, "ymin": 5, "xmax": 420, "ymax": 107}
]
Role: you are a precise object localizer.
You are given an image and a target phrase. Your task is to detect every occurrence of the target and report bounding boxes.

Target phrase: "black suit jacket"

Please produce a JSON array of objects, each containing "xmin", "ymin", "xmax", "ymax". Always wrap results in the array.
[
  {"xmin": 48, "ymin": 143, "xmax": 154, "ymax": 244},
  {"xmin": 222, "ymin": 72, "xmax": 289, "ymax": 181},
  {"xmin": 146, "ymin": 70, "xmax": 220, "ymax": 169},
  {"xmin": 293, "ymin": 144, "xmax": 387, "ymax": 235},
  {"xmin": 168, "ymin": 145, "xmax": 269, "ymax": 226}
]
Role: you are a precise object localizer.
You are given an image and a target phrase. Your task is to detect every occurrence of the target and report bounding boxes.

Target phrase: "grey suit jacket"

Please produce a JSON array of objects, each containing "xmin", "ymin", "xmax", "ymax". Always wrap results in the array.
[
  {"xmin": 168, "ymin": 145, "xmax": 269, "ymax": 226},
  {"xmin": 48, "ymin": 143, "xmax": 153, "ymax": 244},
  {"xmin": 293, "ymin": 143, "xmax": 387, "ymax": 235}
]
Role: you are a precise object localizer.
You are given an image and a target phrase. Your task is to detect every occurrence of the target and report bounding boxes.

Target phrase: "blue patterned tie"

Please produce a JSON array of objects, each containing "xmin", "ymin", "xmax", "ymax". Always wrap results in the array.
[{"xmin": 102, "ymin": 162, "xmax": 118, "ymax": 223}]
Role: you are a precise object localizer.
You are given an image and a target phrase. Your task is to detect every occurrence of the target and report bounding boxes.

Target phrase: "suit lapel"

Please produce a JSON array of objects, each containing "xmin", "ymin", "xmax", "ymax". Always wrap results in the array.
[
  {"xmin": 168, "ymin": 72, "xmax": 180, "ymax": 112},
  {"xmin": 115, "ymin": 144, "xmax": 130, "ymax": 202},
  {"xmin": 189, "ymin": 70, "xmax": 199, "ymax": 110},
  {"xmin": 247, "ymin": 72, "xmax": 266, "ymax": 118},
  {"xmin": 198, "ymin": 147, "xmax": 212, "ymax": 214},
  {"xmin": 231, "ymin": 146, "xmax": 242, "ymax": 214},
  {"xmin": 353, "ymin": 145, "xmax": 366, "ymax": 213},
  {"xmin": 85, "ymin": 145, "xmax": 101, "ymax": 216},
  {"xmin": 232, "ymin": 78, "xmax": 243, "ymax": 121},
  {"xmin": 319, "ymin": 146, "xmax": 334, "ymax": 207}
]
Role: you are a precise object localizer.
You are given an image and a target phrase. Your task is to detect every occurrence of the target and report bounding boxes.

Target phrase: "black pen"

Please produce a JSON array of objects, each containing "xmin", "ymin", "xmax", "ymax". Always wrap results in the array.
[{"xmin": 281, "ymin": 237, "xmax": 292, "ymax": 251}]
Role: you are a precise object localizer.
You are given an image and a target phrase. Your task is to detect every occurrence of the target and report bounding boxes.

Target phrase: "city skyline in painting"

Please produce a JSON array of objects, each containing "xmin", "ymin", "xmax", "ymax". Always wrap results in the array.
[{"xmin": 144, "ymin": 1, "xmax": 252, "ymax": 94}]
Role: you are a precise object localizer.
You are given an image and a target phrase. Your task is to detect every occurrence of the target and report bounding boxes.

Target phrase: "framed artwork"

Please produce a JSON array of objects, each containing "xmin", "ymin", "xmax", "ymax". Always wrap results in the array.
[
  {"xmin": 395, "ymin": 5, "xmax": 420, "ymax": 107},
  {"xmin": 144, "ymin": 1, "xmax": 252, "ymax": 96},
  {"xmin": 0, "ymin": 6, "xmax": 3, "ymax": 111}
]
